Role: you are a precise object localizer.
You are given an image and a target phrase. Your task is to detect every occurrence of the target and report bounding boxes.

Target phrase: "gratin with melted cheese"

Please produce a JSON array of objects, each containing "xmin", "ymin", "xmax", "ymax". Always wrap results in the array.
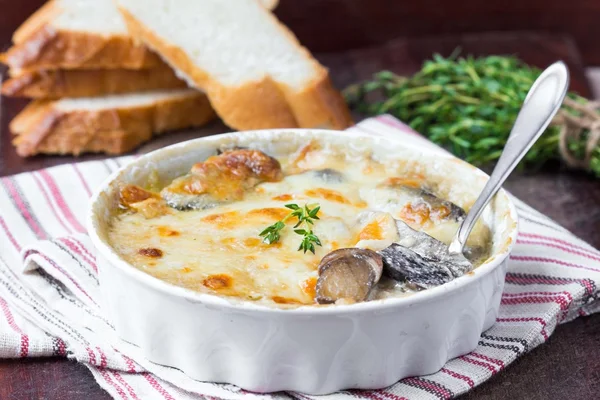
[{"xmin": 108, "ymin": 142, "xmax": 491, "ymax": 307}]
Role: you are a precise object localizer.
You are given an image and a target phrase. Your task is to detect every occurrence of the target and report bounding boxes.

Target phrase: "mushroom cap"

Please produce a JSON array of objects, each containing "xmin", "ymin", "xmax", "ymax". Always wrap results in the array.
[{"xmin": 315, "ymin": 248, "xmax": 383, "ymax": 304}]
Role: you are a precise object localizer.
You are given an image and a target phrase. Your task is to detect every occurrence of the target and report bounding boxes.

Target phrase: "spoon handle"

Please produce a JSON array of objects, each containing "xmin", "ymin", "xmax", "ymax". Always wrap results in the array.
[{"xmin": 448, "ymin": 61, "xmax": 570, "ymax": 255}]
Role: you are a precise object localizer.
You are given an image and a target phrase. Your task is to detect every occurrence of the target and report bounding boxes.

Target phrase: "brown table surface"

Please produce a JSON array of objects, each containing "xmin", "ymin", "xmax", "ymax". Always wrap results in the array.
[{"xmin": 1, "ymin": 32, "xmax": 599, "ymax": 399}]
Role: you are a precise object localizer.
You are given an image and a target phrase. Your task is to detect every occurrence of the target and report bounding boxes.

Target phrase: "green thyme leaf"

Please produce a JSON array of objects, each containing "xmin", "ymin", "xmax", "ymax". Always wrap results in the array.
[{"xmin": 259, "ymin": 203, "xmax": 323, "ymax": 253}]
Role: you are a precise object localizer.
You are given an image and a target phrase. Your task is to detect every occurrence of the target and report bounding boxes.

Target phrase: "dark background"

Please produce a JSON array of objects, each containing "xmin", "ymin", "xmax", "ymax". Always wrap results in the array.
[
  {"xmin": 1, "ymin": 0, "xmax": 600, "ymax": 399},
  {"xmin": 2, "ymin": 0, "xmax": 600, "ymax": 65}
]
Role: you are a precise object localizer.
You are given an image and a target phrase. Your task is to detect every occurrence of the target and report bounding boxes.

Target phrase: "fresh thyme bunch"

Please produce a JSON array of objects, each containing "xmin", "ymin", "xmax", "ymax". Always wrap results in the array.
[{"xmin": 344, "ymin": 54, "xmax": 600, "ymax": 177}]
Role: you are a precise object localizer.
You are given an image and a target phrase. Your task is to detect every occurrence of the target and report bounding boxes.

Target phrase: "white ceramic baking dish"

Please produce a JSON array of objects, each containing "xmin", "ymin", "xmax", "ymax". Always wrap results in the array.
[{"xmin": 88, "ymin": 129, "xmax": 518, "ymax": 394}]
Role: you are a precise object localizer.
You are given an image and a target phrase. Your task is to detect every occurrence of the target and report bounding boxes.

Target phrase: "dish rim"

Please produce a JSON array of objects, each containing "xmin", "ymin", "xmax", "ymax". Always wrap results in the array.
[{"xmin": 87, "ymin": 128, "xmax": 519, "ymax": 315}]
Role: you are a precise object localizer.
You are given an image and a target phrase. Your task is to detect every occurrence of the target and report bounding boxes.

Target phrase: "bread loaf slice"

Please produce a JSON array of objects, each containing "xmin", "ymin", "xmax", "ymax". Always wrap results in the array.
[
  {"xmin": 2, "ymin": 0, "xmax": 163, "ymax": 71},
  {"xmin": 2, "ymin": 0, "xmax": 279, "ymax": 71},
  {"xmin": 116, "ymin": 0, "xmax": 353, "ymax": 131},
  {"xmin": 11, "ymin": 89, "xmax": 216, "ymax": 156},
  {"xmin": 2, "ymin": 66, "xmax": 187, "ymax": 98}
]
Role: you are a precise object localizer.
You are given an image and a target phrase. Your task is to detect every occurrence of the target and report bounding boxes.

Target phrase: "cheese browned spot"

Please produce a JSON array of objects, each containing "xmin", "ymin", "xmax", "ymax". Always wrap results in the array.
[
  {"xmin": 129, "ymin": 198, "xmax": 169, "ymax": 219},
  {"xmin": 120, "ymin": 184, "xmax": 157, "ymax": 205},
  {"xmin": 358, "ymin": 220, "xmax": 384, "ymax": 241},
  {"xmin": 430, "ymin": 204, "xmax": 452, "ymax": 220},
  {"xmin": 119, "ymin": 184, "xmax": 169, "ymax": 219},
  {"xmin": 169, "ymin": 175, "xmax": 205, "ymax": 195},
  {"xmin": 243, "ymin": 237, "xmax": 265, "ymax": 248},
  {"xmin": 272, "ymin": 296, "xmax": 303, "ymax": 305},
  {"xmin": 399, "ymin": 202, "xmax": 452, "ymax": 228},
  {"xmin": 191, "ymin": 149, "xmax": 283, "ymax": 200},
  {"xmin": 198, "ymin": 149, "xmax": 283, "ymax": 181},
  {"xmin": 157, "ymin": 226, "xmax": 180, "ymax": 236},
  {"xmin": 201, "ymin": 211, "xmax": 240, "ymax": 229},
  {"xmin": 383, "ymin": 176, "xmax": 424, "ymax": 189},
  {"xmin": 399, "ymin": 203, "xmax": 431, "ymax": 226},
  {"xmin": 159, "ymin": 149, "xmax": 284, "ymax": 209},
  {"xmin": 138, "ymin": 248, "xmax": 163, "ymax": 258},
  {"xmin": 240, "ymin": 237, "xmax": 282, "ymax": 250},
  {"xmin": 220, "ymin": 237, "xmax": 236, "ymax": 245},
  {"xmin": 300, "ymin": 276, "xmax": 317, "ymax": 299},
  {"xmin": 247, "ymin": 207, "xmax": 289, "ymax": 221},
  {"xmin": 272, "ymin": 194, "xmax": 293, "ymax": 201},
  {"xmin": 291, "ymin": 141, "xmax": 319, "ymax": 167},
  {"xmin": 203, "ymin": 274, "xmax": 233, "ymax": 290},
  {"xmin": 305, "ymin": 188, "xmax": 350, "ymax": 204}
]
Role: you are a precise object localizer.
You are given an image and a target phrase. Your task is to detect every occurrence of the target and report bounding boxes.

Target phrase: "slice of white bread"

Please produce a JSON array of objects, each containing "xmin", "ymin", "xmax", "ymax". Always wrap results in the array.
[
  {"xmin": 2, "ymin": 0, "xmax": 280, "ymax": 71},
  {"xmin": 2, "ymin": 0, "xmax": 163, "ymax": 70},
  {"xmin": 1, "ymin": 66, "xmax": 187, "ymax": 98},
  {"xmin": 11, "ymin": 89, "xmax": 216, "ymax": 156},
  {"xmin": 116, "ymin": 0, "xmax": 353, "ymax": 130}
]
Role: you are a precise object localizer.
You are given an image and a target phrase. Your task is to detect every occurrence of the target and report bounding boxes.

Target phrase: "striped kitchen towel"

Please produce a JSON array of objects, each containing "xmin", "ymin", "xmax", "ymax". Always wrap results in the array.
[{"xmin": 0, "ymin": 115, "xmax": 599, "ymax": 400}]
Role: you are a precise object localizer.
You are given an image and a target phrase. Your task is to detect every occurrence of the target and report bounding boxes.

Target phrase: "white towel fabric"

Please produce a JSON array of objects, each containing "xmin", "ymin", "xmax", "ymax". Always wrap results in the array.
[{"xmin": 1, "ymin": 115, "xmax": 599, "ymax": 400}]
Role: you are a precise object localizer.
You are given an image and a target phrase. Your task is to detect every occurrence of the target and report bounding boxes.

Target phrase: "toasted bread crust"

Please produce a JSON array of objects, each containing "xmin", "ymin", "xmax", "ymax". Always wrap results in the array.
[
  {"xmin": 11, "ymin": 91, "xmax": 216, "ymax": 156},
  {"xmin": 12, "ymin": 0, "xmax": 60, "ymax": 44},
  {"xmin": 281, "ymin": 69, "xmax": 355, "ymax": 129},
  {"xmin": 3, "ymin": 0, "xmax": 164, "ymax": 71},
  {"xmin": 118, "ymin": 7, "xmax": 353, "ymax": 131},
  {"xmin": 2, "ymin": 67, "xmax": 187, "ymax": 98},
  {"xmin": 2, "ymin": 25, "xmax": 165, "ymax": 70}
]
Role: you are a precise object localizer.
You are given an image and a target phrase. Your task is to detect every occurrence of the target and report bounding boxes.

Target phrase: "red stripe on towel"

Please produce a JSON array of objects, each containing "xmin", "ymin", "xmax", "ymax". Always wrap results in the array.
[
  {"xmin": 440, "ymin": 367, "xmax": 475, "ymax": 388},
  {"xmin": 517, "ymin": 239, "xmax": 600, "ymax": 262},
  {"xmin": 510, "ymin": 255, "xmax": 600, "ymax": 273},
  {"xmin": 1, "ymin": 177, "xmax": 47, "ymax": 239},
  {"xmin": 38, "ymin": 170, "xmax": 85, "ymax": 233},
  {"xmin": 0, "ymin": 297, "xmax": 29, "ymax": 357}
]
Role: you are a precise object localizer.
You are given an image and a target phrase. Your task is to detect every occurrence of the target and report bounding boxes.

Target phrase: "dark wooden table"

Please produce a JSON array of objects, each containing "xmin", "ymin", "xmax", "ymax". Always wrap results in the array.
[{"xmin": 1, "ymin": 31, "xmax": 600, "ymax": 399}]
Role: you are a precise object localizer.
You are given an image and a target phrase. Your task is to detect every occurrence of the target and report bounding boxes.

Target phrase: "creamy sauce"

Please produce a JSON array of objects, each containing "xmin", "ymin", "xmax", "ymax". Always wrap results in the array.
[{"xmin": 108, "ymin": 144, "xmax": 491, "ymax": 307}]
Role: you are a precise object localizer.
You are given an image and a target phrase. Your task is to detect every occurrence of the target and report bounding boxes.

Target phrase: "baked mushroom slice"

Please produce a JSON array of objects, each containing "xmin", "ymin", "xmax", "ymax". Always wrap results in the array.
[
  {"xmin": 160, "ymin": 148, "xmax": 283, "ymax": 210},
  {"xmin": 378, "ymin": 219, "xmax": 473, "ymax": 289},
  {"xmin": 361, "ymin": 183, "xmax": 466, "ymax": 226},
  {"xmin": 315, "ymin": 248, "xmax": 383, "ymax": 304},
  {"xmin": 378, "ymin": 244, "xmax": 454, "ymax": 289},
  {"xmin": 416, "ymin": 188, "xmax": 465, "ymax": 223},
  {"xmin": 160, "ymin": 176, "xmax": 222, "ymax": 211},
  {"xmin": 312, "ymin": 168, "xmax": 345, "ymax": 184}
]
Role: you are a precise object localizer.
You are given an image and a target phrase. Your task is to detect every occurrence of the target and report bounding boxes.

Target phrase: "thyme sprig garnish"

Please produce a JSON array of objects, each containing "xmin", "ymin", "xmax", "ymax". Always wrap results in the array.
[
  {"xmin": 259, "ymin": 203, "xmax": 322, "ymax": 254},
  {"xmin": 259, "ymin": 220, "xmax": 285, "ymax": 245}
]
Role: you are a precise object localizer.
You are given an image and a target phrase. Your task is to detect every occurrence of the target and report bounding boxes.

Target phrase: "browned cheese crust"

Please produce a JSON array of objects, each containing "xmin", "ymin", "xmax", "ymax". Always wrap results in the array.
[
  {"xmin": 10, "ymin": 91, "xmax": 217, "ymax": 156},
  {"xmin": 1, "ymin": 66, "xmax": 188, "ymax": 98},
  {"xmin": 118, "ymin": 8, "xmax": 354, "ymax": 131}
]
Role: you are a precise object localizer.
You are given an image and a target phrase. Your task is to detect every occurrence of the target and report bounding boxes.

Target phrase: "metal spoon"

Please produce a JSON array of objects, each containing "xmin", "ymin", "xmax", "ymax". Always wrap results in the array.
[{"xmin": 379, "ymin": 61, "xmax": 570, "ymax": 288}]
